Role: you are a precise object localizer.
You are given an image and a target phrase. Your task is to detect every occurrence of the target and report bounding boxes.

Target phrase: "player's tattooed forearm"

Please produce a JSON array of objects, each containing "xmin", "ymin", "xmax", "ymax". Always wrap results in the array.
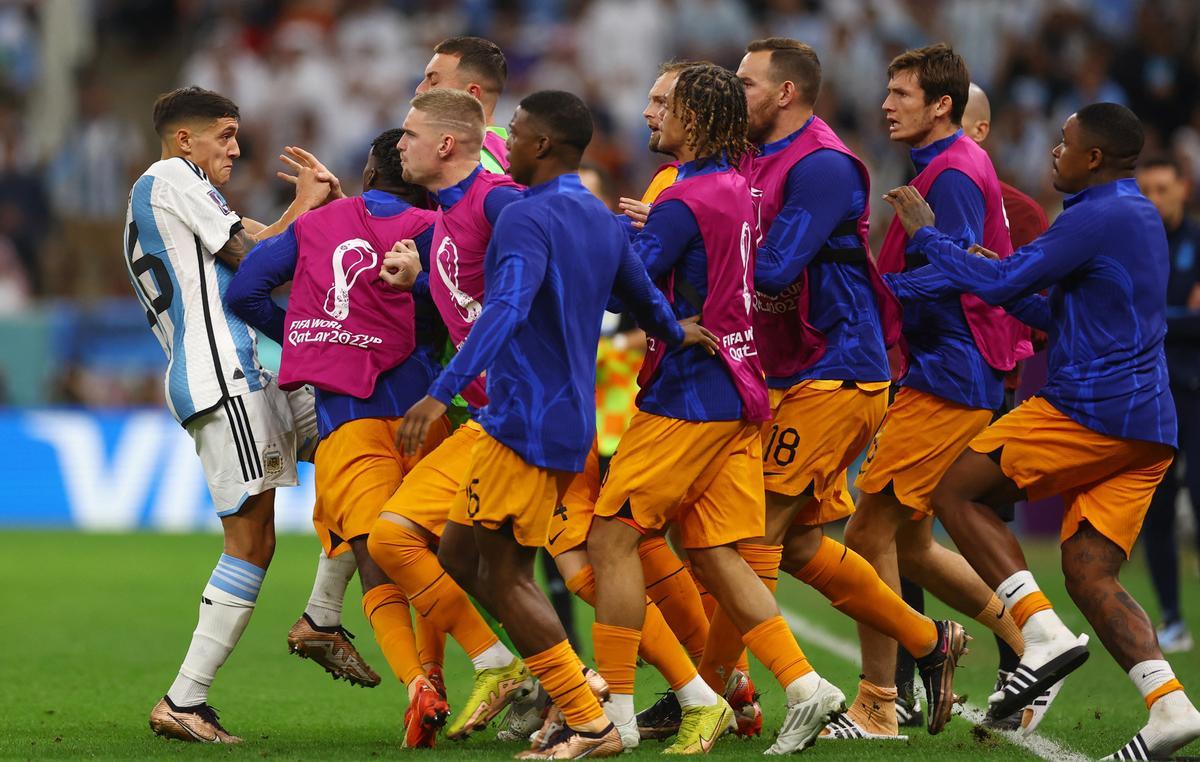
[{"xmin": 215, "ymin": 229, "xmax": 256, "ymax": 270}]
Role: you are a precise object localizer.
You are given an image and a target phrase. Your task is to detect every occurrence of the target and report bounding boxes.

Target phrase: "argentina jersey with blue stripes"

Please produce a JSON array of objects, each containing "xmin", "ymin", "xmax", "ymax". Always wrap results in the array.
[{"xmin": 124, "ymin": 157, "xmax": 266, "ymax": 424}]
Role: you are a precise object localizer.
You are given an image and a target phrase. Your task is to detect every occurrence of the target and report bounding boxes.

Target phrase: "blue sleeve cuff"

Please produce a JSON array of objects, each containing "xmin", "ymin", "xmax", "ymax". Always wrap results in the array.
[
  {"xmin": 427, "ymin": 379, "xmax": 457, "ymax": 406},
  {"xmin": 413, "ymin": 272, "xmax": 430, "ymax": 298},
  {"xmin": 911, "ymin": 226, "xmax": 942, "ymax": 247}
]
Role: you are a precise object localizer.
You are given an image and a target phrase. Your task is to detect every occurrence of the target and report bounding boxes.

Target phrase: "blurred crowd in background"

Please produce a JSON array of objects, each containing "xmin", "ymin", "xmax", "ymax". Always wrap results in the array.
[{"xmin": 3, "ymin": 0, "xmax": 1200, "ymax": 407}]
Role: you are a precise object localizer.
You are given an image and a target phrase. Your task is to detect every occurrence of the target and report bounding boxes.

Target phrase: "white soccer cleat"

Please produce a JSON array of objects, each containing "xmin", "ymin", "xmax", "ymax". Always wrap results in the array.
[
  {"xmin": 990, "ymin": 633, "xmax": 1089, "ymax": 719},
  {"xmin": 765, "ymin": 678, "xmax": 845, "ymax": 755},
  {"xmin": 1103, "ymin": 692, "xmax": 1200, "ymax": 760}
]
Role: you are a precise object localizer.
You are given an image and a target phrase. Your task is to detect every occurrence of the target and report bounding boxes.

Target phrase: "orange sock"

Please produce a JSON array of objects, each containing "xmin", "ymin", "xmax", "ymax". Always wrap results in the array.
[
  {"xmin": 974, "ymin": 594, "xmax": 1024, "ymax": 657},
  {"xmin": 1010, "ymin": 591, "xmax": 1053, "ymax": 628},
  {"xmin": 369, "ymin": 517, "xmax": 499, "ymax": 659},
  {"xmin": 566, "ymin": 567, "xmax": 697, "ymax": 691},
  {"xmin": 684, "ymin": 559, "xmax": 718, "ymax": 620},
  {"xmin": 640, "ymin": 537, "xmax": 710, "ymax": 663},
  {"xmin": 795, "ymin": 536, "xmax": 939, "ymax": 658},
  {"xmin": 362, "ymin": 583, "xmax": 423, "ymax": 684},
  {"xmin": 1146, "ymin": 679, "xmax": 1185, "ymax": 709},
  {"xmin": 742, "ymin": 615, "xmax": 813, "ymax": 689},
  {"xmin": 525, "ymin": 640, "xmax": 606, "ymax": 727},
  {"xmin": 592, "ymin": 622, "xmax": 641, "ymax": 696},
  {"xmin": 696, "ymin": 543, "xmax": 782, "ymax": 690},
  {"xmin": 415, "ymin": 612, "xmax": 446, "ymax": 670}
]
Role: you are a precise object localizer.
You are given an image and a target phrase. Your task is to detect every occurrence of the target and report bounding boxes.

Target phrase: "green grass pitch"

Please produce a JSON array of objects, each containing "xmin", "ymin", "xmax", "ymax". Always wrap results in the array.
[{"xmin": 3, "ymin": 530, "xmax": 1198, "ymax": 760}]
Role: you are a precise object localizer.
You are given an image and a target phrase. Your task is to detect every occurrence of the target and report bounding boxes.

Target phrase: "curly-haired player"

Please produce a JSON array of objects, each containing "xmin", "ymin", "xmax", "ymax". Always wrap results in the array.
[{"xmin": 587, "ymin": 63, "xmax": 847, "ymax": 755}]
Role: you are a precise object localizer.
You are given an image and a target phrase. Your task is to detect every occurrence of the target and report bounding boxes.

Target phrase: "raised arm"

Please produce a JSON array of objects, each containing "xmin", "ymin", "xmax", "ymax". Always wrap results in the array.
[
  {"xmin": 226, "ymin": 226, "xmax": 299, "ymax": 344},
  {"xmin": 886, "ymin": 186, "xmax": 1094, "ymax": 305}
]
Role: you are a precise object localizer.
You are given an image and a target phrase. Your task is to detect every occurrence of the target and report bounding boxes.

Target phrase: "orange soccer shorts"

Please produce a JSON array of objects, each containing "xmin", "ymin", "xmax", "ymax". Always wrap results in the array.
[
  {"xmin": 762, "ymin": 380, "xmax": 889, "ymax": 525},
  {"xmin": 969, "ymin": 396, "xmax": 1174, "ymax": 558},
  {"xmin": 448, "ymin": 429, "xmax": 575, "ymax": 548},
  {"xmin": 545, "ymin": 440, "xmax": 601, "ymax": 558},
  {"xmin": 594, "ymin": 411, "xmax": 765, "ymax": 549},
  {"xmin": 380, "ymin": 419, "xmax": 483, "ymax": 538},
  {"xmin": 855, "ymin": 386, "xmax": 994, "ymax": 518},
  {"xmin": 313, "ymin": 415, "xmax": 449, "ymax": 556}
]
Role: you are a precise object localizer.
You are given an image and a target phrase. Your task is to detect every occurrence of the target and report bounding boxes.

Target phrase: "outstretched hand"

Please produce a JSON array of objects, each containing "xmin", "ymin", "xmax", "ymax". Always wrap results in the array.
[
  {"xmin": 883, "ymin": 185, "xmax": 935, "ymax": 236},
  {"xmin": 678, "ymin": 315, "xmax": 719, "ymax": 355},
  {"xmin": 396, "ymin": 395, "xmax": 447, "ymax": 457},
  {"xmin": 278, "ymin": 146, "xmax": 344, "ymax": 208},
  {"xmin": 618, "ymin": 197, "xmax": 651, "ymax": 230}
]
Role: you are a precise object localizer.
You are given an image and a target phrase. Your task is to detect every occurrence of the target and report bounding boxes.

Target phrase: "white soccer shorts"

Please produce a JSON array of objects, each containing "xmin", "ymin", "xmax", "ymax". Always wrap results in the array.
[{"xmin": 186, "ymin": 381, "xmax": 317, "ymax": 516}]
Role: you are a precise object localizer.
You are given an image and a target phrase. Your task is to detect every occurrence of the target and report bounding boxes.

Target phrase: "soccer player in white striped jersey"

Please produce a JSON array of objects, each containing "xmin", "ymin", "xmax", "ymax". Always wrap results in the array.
[{"xmin": 131, "ymin": 86, "xmax": 332, "ymax": 744}]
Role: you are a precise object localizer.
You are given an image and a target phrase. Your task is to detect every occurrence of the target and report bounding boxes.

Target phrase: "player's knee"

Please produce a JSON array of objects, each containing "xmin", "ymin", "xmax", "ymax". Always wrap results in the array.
[
  {"xmin": 843, "ymin": 511, "xmax": 884, "ymax": 556},
  {"xmin": 779, "ymin": 529, "xmax": 822, "ymax": 575},
  {"xmin": 685, "ymin": 546, "xmax": 728, "ymax": 589}
]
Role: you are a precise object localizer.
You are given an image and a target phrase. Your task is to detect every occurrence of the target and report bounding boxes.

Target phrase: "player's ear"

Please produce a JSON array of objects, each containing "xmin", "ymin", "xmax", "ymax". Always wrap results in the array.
[
  {"xmin": 934, "ymin": 94, "xmax": 952, "ymax": 119},
  {"xmin": 778, "ymin": 79, "xmax": 797, "ymax": 108},
  {"xmin": 439, "ymin": 133, "xmax": 455, "ymax": 159},
  {"xmin": 467, "ymin": 82, "xmax": 483, "ymax": 102},
  {"xmin": 174, "ymin": 126, "xmax": 191, "ymax": 155},
  {"xmin": 534, "ymin": 133, "xmax": 552, "ymax": 160},
  {"xmin": 1088, "ymin": 146, "xmax": 1104, "ymax": 172}
]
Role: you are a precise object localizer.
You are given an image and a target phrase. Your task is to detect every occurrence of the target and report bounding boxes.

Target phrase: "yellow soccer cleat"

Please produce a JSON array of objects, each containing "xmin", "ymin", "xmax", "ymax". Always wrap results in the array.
[
  {"xmin": 447, "ymin": 658, "xmax": 533, "ymax": 739},
  {"xmin": 663, "ymin": 699, "xmax": 735, "ymax": 755}
]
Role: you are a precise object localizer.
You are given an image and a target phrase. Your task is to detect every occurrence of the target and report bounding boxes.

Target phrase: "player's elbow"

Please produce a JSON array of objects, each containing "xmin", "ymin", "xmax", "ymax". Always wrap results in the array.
[{"xmin": 224, "ymin": 282, "xmax": 254, "ymax": 323}]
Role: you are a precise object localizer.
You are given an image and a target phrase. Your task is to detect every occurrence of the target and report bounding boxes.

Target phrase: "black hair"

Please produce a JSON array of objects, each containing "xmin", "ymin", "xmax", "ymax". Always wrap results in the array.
[
  {"xmin": 1075, "ymin": 102, "xmax": 1144, "ymax": 169},
  {"xmin": 152, "ymin": 86, "xmax": 239, "ymax": 136},
  {"xmin": 370, "ymin": 127, "xmax": 407, "ymax": 187},
  {"xmin": 518, "ymin": 90, "xmax": 594, "ymax": 153},
  {"xmin": 434, "ymin": 36, "xmax": 508, "ymax": 94},
  {"xmin": 369, "ymin": 127, "xmax": 428, "ymax": 207},
  {"xmin": 1137, "ymin": 155, "xmax": 1182, "ymax": 175}
]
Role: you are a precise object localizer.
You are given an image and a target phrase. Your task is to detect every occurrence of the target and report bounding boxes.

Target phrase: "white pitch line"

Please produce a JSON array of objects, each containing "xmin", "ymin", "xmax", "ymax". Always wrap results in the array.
[{"xmin": 779, "ymin": 606, "xmax": 1091, "ymax": 762}]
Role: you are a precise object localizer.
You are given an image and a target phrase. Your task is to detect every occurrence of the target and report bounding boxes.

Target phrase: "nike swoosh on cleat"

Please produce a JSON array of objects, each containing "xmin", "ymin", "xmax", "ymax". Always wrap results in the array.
[
  {"xmin": 1004, "ymin": 583, "xmax": 1026, "ymax": 599},
  {"xmin": 170, "ymin": 714, "xmax": 217, "ymax": 742}
]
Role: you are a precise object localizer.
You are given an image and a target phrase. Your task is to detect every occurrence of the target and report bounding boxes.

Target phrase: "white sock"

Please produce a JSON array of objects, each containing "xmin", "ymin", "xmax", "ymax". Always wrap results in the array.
[
  {"xmin": 605, "ymin": 693, "xmax": 635, "ymax": 726},
  {"xmin": 1141, "ymin": 673, "xmax": 1200, "ymax": 755},
  {"xmin": 303, "ymin": 550, "xmax": 355, "ymax": 628},
  {"xmin": 785, "ymin": 671, "xmax": 821, "ymax": 704},
  {"xmin": 1130, "ymin": 659, "xmax": 1176, "ymax": 702},
  {"xmin": 471, "ymin": 640, "xmax": 516, "ymax": 671},
  {"xmin": 675, "ymin": 674, "xmax": 720, "ymax": 709},
  {"xmin": 995, "ymin": 571, "xmax": 1074, "ymax": 650},
  {"xmin": 167, "ymin": 554, "xmax": 264, "ymax": 707}
]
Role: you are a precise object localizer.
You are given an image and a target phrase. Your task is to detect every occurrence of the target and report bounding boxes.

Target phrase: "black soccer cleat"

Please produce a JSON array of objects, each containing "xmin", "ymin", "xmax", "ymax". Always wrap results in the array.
[
  {"xmin": 636, "ymin": 691, "xmax": 682, "ymax": 741},
  {"xmin": 915, "ymin": 620, "xmax": 969, "ymax": 735}
]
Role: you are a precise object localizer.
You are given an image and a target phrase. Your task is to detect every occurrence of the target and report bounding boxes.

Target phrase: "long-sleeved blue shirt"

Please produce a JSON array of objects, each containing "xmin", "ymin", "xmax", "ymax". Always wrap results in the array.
[
  {"xmin": 910, "ymin": 177, "xmax": 1177, "ymax": 448},
  {"xmin": 426, "ymin": 173, "xmax": 683, "ymax": 472},
  {"xmin": 883, "ymin": 130, "xmax": 1005, "ymax": 410},
  {"xmin": 631, "ymin": 157, "xmax": 745, "ymax": 421},
  {"xmin": 753, "ymin": 122, "xmax": 889, "ymax": 386},
  {"xmin": 227, "ymin": 189, "xmax": 441, "ymax": 439}
]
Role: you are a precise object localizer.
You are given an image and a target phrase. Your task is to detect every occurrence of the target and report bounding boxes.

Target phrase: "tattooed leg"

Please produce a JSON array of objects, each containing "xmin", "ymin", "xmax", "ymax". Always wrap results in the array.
[{"xmin": 1062, "ymin": 523, "xmax": 1162, "ymax": 671}]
